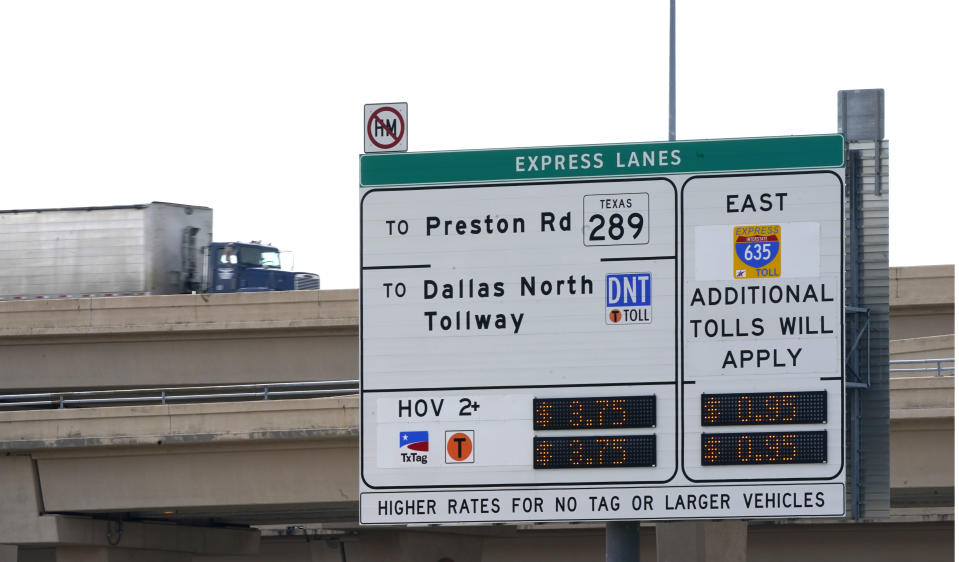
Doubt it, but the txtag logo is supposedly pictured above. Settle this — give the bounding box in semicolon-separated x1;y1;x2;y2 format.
399;431;428;465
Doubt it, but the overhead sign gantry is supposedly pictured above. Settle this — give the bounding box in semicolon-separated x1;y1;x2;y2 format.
359;135;845;524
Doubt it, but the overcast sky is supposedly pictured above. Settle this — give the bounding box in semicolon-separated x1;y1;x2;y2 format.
1;1;956;289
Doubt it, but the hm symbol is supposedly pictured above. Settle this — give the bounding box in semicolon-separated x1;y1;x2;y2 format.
374;118;397;138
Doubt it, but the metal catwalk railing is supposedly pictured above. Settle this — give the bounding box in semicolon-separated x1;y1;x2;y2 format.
0;380;359;410
890;358;954;378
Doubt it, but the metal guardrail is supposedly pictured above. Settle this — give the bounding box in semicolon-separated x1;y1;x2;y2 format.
0;359;952;410
890;358;954;377
0;380;359;410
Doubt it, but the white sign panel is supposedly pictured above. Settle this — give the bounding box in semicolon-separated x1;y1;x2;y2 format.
359;137;846;524
681;172;844;484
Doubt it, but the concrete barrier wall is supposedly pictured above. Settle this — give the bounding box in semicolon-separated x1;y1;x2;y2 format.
889;265;954;341
0;290;358;391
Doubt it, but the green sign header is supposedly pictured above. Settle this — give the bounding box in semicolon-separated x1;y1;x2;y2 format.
360;134;844;188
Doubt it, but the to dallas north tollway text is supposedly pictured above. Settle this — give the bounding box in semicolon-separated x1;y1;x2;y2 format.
417;275;593;334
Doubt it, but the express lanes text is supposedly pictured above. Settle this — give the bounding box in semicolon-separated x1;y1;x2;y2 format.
512;150;681;173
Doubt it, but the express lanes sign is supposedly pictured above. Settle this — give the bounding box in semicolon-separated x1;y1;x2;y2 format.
359;135;845;524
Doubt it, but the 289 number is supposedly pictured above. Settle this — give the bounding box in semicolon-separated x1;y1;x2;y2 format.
587;212;645;241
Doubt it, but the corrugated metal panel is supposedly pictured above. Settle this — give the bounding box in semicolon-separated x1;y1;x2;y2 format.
0;203;213;298
839;89;885;141
0;208;147;296
846;139;891;519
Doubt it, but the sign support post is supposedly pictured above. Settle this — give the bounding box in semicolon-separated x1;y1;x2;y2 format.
607;521;641;561
838;88;890;520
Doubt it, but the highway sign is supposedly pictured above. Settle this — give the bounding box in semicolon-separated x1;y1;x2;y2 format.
359;135;845;524
364;103;407;153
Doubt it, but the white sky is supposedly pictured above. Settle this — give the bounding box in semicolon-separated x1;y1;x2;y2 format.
1;0;956;289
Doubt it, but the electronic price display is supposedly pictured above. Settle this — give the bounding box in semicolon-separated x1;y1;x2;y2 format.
535;435;656;469
701;431;827;466
533;396;656;430
359;136;847;525
701;391;827;426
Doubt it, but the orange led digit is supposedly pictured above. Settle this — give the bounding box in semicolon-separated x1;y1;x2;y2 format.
737;395;753;424
783;394;798;421
611;399;627;426
611;438;627;465
570;400;583;427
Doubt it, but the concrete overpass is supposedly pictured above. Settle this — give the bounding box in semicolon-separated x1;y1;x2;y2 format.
0;267;953;561
0;289;358;392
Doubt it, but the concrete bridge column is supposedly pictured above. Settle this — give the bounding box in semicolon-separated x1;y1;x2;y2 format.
655;521;747;562
0;545;17;562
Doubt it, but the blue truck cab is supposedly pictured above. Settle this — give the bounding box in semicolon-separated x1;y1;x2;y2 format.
209;242;319;293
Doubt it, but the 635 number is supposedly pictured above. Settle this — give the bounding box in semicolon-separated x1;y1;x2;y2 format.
742;243;773;261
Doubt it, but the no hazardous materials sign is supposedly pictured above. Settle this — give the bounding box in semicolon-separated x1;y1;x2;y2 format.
358;135;846;525
365;102;407;153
